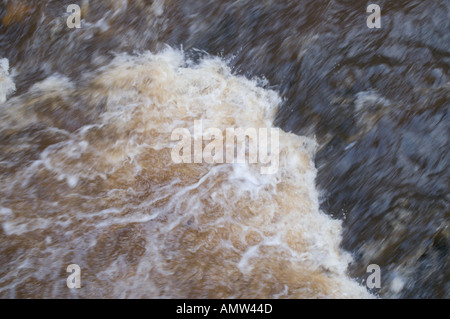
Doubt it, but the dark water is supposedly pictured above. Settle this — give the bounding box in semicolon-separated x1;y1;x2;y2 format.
0;0;448;298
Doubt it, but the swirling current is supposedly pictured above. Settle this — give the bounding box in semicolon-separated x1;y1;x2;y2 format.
0;0;448;298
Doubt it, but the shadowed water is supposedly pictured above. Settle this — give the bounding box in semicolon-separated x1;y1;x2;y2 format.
0;0;448;298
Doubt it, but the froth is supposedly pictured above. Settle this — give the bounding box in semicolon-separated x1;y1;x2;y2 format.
0;48;371;298
0;58;15;103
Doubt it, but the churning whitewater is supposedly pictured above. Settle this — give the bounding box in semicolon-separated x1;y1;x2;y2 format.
0;48;371;298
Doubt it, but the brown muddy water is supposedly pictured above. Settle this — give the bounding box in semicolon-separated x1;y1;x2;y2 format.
0;0;448;298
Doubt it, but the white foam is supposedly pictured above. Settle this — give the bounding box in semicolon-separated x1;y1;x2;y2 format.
390;276;405;295
0;48;372;298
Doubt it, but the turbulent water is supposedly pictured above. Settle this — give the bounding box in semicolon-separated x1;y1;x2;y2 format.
0;0;448;298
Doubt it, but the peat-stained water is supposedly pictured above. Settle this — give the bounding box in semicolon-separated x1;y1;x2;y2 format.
0;0;448;298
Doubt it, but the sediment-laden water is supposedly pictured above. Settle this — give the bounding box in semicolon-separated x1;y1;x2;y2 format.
0;0;448;298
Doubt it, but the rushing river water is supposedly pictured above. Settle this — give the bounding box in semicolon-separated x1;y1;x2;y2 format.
0;0;448;298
